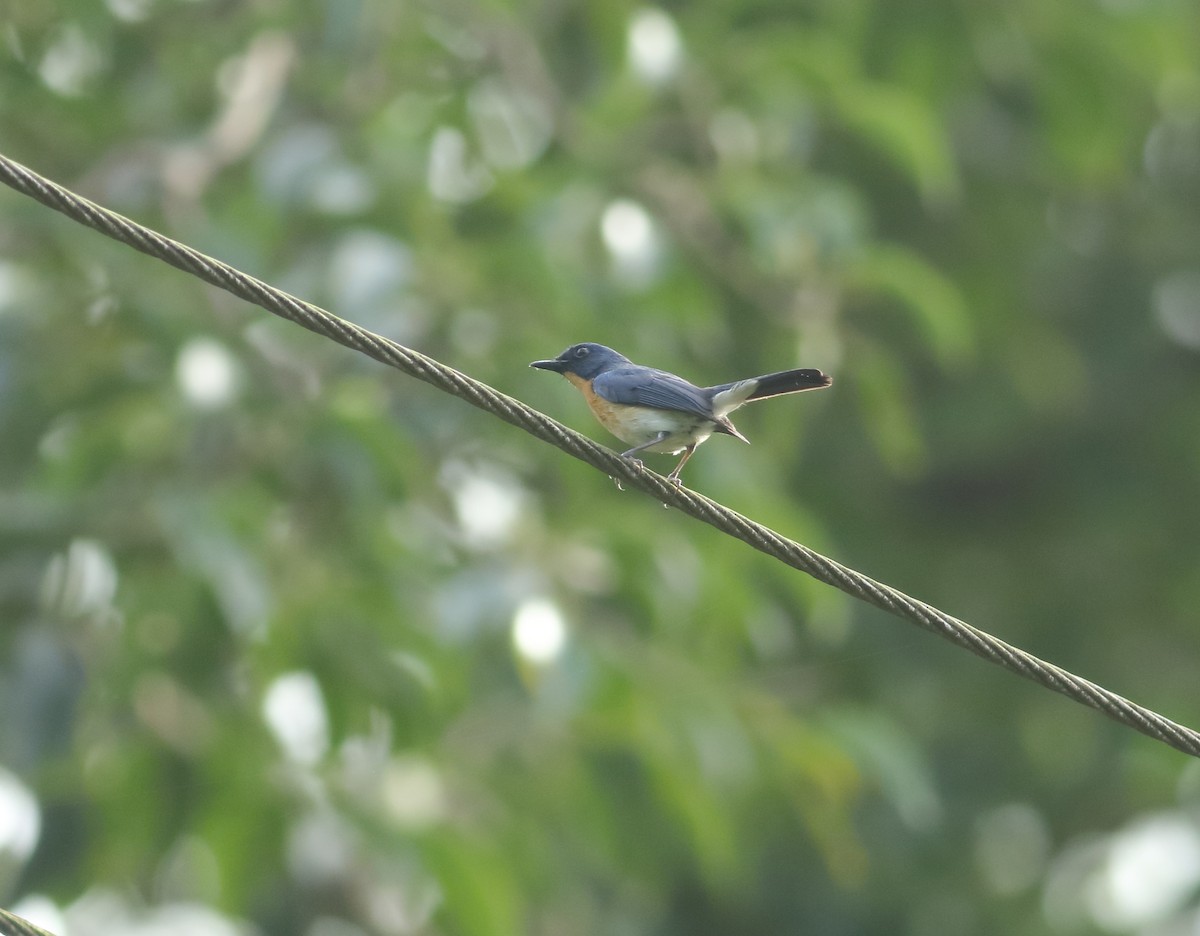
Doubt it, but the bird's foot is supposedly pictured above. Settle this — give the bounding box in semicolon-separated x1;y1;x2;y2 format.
609;456;645;491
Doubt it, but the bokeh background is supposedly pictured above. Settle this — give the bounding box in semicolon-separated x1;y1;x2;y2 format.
3;0;1200;934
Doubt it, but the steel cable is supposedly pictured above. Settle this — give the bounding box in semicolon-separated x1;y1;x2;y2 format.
2;150;1197;759
0;908;55;936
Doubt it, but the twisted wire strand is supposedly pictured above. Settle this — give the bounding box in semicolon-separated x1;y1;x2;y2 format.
2;151;1198;759
0;908;55;936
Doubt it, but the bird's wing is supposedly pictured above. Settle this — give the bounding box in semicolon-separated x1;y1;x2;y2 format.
592;367;715;420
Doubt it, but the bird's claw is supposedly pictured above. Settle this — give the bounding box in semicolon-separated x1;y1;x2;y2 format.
610;456;645;491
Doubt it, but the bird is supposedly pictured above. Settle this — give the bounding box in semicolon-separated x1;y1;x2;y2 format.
530;343;832;485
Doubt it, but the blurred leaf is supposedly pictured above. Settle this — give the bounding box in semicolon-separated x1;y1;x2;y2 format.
849;341;926;477
849;244;975;369
833;82;961;207
823;708;942;833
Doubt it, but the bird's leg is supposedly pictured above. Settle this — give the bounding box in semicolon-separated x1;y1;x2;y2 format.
665;445;696;486
619;432;671;466
608;432;672;490
609;432;676;489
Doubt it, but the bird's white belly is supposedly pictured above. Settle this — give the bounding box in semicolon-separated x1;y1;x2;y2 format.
608;406;713;454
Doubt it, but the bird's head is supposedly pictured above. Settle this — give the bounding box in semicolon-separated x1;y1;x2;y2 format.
530;343;630;381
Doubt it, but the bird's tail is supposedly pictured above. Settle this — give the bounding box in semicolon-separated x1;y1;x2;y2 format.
743;368;832;401
709;368;832;415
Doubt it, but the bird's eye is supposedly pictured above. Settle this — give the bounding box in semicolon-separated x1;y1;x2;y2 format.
574;346;589;358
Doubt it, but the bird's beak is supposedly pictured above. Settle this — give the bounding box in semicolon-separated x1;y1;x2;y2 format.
530;358;567;373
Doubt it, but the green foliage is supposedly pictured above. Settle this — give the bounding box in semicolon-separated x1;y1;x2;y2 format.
3;0;1200;934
